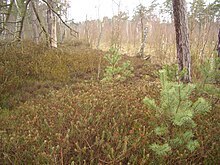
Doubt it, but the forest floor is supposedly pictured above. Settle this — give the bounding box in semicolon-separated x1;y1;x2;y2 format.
0;41;219;164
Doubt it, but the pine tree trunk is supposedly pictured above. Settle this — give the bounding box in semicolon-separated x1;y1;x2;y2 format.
47;0;57;48
172;0;192;82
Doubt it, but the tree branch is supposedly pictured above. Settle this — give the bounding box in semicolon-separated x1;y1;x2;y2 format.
17;0;32;40
31;0;50;45
0;0;14;35
0;4;12;8
41;0;78;37
0;21;22;24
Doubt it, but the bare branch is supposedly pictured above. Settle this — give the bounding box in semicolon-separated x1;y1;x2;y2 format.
0;0;14;35
17;0;32;40
0;21;22;24
31;0;50;45
0;12;11;15
14;0;22;16
0;4;11;8
40;0;78;37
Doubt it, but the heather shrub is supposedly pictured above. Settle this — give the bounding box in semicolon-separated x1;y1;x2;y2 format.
0;42;105;109
0;83;151;164
0;42;219;164
38;49;70;81
1;79;219;164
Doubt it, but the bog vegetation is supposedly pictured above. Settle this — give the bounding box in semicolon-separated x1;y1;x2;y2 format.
0;0;220;164
0;41;219;164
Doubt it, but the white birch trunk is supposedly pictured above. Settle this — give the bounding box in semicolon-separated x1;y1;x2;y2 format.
139;27;148;58
47;0;57;48
30;1;39;44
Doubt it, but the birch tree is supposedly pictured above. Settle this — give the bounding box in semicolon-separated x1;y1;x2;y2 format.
0;0;14;37
134;1;158;58
30;0;39;44
134;4;147;58
47;0;57;48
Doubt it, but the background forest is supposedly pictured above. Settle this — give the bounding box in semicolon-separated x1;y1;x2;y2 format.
1;0;219;62
0;0;220;164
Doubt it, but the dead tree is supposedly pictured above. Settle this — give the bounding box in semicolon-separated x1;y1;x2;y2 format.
172;0;192;82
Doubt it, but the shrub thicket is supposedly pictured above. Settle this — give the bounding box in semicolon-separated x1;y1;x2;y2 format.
1;73;219;164
0;42;105;109
0;42;219;164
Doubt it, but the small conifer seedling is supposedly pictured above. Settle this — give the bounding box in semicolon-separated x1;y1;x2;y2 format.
144;69;211;157
102;47;134;83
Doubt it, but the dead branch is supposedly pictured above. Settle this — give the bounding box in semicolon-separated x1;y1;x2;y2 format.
31;0;50;45
0;0;14;35
0;4;11;8
0;21;22;24
41;0;79;37
17;0;32;40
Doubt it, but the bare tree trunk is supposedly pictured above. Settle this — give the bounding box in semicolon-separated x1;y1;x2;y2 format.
96;20;103;49
15;0;31;41
96;4;103;49
172;0;192;82
14;0;21;39
139;27;148;58
31;1;49;46
140;17;144;45
133;22;138;48
30;1;39;44
47;0;57;48
60;21;65;44
218;28;220;58
111;0;121;48
85;15;90;45
0;0;14;36
60;0;68;44
126;20;129;47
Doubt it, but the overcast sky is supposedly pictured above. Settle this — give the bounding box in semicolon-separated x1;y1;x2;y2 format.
68;0;215;22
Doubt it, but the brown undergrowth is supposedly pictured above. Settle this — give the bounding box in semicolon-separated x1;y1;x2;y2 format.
0;41;219;164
